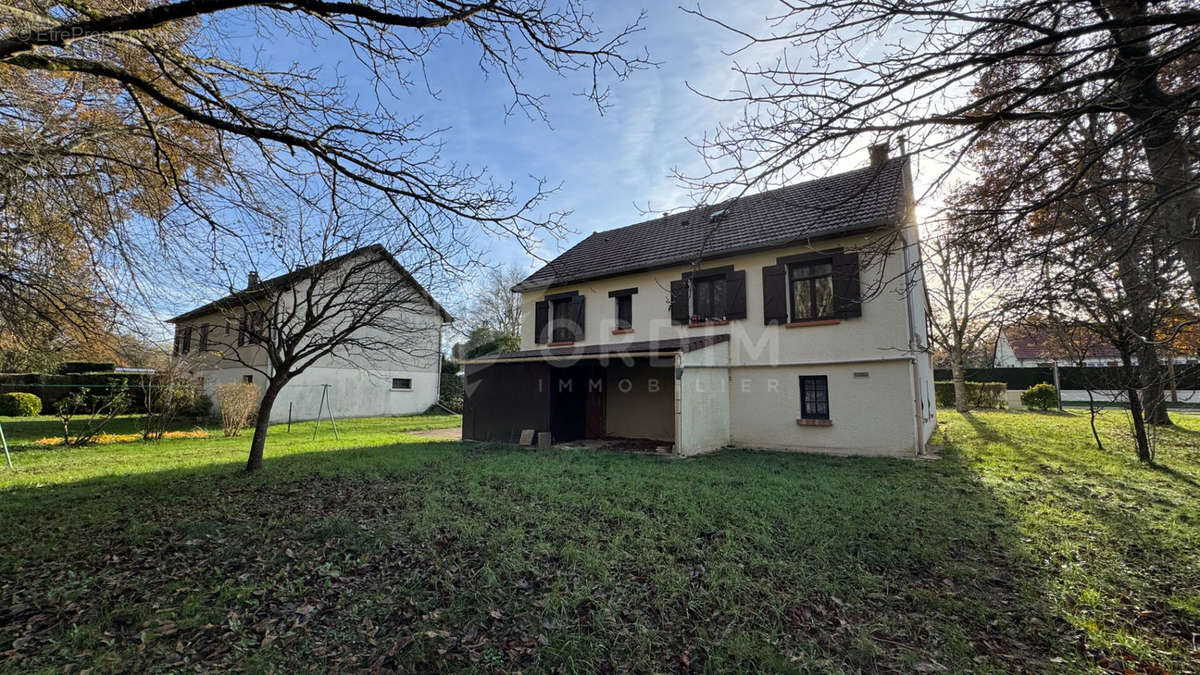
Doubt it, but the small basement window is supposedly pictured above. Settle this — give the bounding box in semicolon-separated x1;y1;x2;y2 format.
799;375;829;421
242;374;253;384
392;378;413;391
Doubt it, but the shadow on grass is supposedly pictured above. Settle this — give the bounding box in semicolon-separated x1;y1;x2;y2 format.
0;437;1075;672
945;411;1200;670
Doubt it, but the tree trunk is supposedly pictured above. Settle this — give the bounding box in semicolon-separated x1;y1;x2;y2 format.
949;347;970;412
1101;0;1200;302
1137;339;1172;426
1123;355;1154;463
245;381;283;472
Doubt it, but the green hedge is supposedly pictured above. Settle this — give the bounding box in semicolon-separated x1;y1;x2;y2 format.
0;373;155;413
0;392;42;416
934;381;1008;409
56;361;116;374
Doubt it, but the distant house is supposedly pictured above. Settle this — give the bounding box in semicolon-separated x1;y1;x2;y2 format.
167;245;453;423
463;146;937;457
992;323;1194;367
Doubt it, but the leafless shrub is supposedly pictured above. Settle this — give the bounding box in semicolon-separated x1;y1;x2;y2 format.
217;382;260;438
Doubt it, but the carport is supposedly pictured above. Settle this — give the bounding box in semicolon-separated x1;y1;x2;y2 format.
462;336;730;454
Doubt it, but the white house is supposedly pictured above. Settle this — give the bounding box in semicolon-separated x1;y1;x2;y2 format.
168;245;452;423
992;324;1194;367
463;147;937;457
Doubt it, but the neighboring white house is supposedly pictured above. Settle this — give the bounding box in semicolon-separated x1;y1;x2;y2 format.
168;245;452;423
992;324;1195;367
462;146;937;457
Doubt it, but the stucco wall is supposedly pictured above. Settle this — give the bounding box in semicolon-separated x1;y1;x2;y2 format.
604;363;674;441
727;361;918;456
197;365;439;423
676;365;731;456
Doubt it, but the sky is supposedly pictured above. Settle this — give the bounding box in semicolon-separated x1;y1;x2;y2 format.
155;1;916;330
323;1;792;276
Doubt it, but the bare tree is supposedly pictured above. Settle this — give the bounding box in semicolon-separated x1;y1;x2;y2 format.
1;0;649;337
467;265;525;338
174;234;452;471
924;235;1011;412
685;1;1200;299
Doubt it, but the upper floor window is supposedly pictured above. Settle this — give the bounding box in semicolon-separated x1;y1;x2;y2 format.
789;261;835;321
693;275;727;321
616;294;633;330
551;297;573;342
199;325;210;352
669;268;746;325
534;292;585;344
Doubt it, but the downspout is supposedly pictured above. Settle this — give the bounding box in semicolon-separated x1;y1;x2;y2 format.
900;226;925;456
436;321;444;411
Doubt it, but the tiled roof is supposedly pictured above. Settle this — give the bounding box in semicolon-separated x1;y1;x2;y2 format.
167;244;453;324
1003;324;1120;361
464;335;730;363
514;158;908;291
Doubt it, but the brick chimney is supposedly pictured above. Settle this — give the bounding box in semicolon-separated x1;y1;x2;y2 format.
869;142;889;169
247;271;260;289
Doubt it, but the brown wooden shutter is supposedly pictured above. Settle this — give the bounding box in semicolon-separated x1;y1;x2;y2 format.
762;265;788;324
173;329;182;356
725;269;747;320
199;324;210;351
533;300;548;344
669;280;689;324
569;294;586;341
832;252;862;318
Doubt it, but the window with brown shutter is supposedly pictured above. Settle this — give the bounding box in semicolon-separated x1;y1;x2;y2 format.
767;249;862;323
534;300;549;344
181;326;193;354
540;291;584;343
199;324;210;351
678;266;745;324
789;261;835;321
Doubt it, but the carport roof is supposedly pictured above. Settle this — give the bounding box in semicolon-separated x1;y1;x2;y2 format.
463;335;729;364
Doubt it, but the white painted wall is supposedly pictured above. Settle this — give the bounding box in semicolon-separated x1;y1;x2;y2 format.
676;361;731;456
727;361;918;456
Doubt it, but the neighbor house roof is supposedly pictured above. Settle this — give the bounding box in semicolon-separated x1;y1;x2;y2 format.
513;158;909;292
167;244;453;324
463;335;730;364
1000;324;1120;361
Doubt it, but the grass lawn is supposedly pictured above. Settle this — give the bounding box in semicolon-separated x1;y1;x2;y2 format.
1;410;1197;672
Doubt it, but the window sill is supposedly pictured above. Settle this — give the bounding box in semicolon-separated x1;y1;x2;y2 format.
786;319;840;328
391;389;413;393
611;329;635;335
547;341;576;347
796;418;832;427
688;319;730;328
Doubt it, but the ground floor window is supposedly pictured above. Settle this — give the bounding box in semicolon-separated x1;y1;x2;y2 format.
392;377;413;391
242;374;253;384
799;375;829;420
